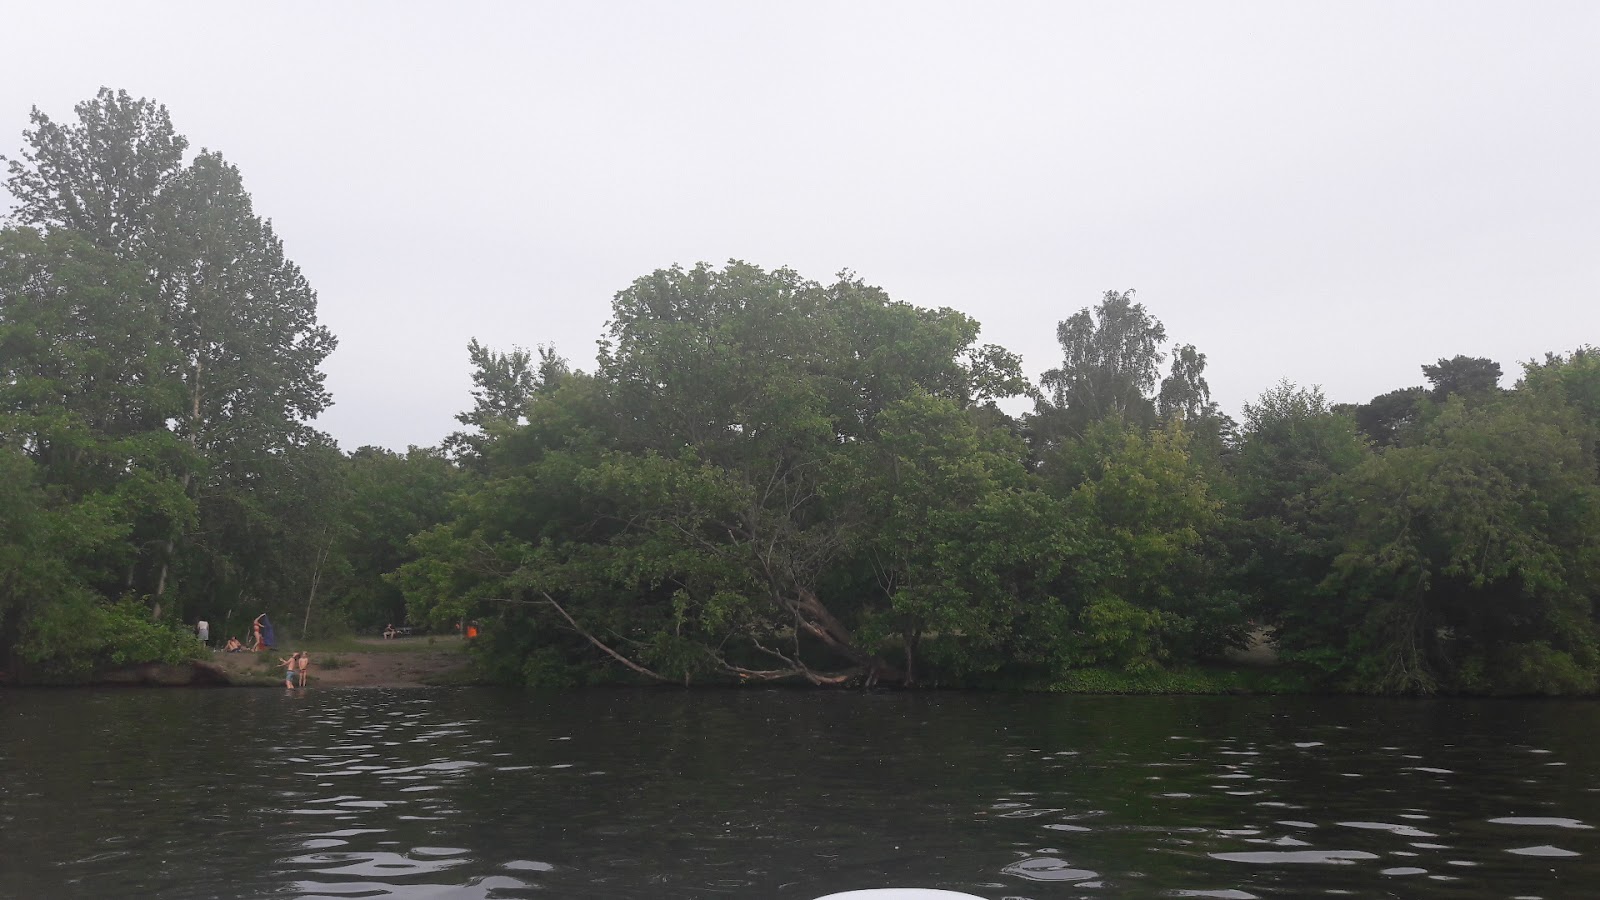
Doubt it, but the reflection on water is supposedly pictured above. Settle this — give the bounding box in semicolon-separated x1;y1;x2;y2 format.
3;689;1600;898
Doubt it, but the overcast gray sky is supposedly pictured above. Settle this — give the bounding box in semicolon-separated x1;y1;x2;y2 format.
4;1;1596;451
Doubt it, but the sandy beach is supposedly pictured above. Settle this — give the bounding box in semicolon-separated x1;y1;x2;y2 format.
208;636;473;687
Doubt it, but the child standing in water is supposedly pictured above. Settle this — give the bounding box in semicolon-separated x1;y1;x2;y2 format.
297;652;310;688
281;651;302;688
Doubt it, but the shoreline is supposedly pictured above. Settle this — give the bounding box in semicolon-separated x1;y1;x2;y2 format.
205;635;476;688
13;633;1589;696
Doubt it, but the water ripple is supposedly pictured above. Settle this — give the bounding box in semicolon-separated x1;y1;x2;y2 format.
282;850;468;877
1507;845;1581;857
9;690;1600;899
1001;857;1099;882
1490;817;1592;829
1211;850;1380;864
1337;821;1437;838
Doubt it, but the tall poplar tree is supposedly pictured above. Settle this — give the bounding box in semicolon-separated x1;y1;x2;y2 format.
4;89;337;620
3;88;187;250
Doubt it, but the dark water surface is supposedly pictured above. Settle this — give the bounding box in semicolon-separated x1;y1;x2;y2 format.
3;689;1599;899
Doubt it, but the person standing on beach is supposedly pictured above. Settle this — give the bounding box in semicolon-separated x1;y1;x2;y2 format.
296;652;311;688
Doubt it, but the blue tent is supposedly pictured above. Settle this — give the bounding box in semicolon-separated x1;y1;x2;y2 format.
260;615;277;649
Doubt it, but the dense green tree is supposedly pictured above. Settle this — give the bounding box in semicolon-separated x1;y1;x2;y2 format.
1043;421;1241;669
1518;346;1600;464
332;446;463;629
0;223;201;680
0;478;201;677
1233;381;1367;518
0;227;193;616
855;391;1071;682
1316;395;1600;694
1351;385;1426;448
139;151;337;614
185;435;347;642
1157;344;1213;423
5;91;337;623
400;277;1600;695
0;446;123;675
0;228;179;445
401;262;1029;685
1422;354;1502;402
1227;381;1369;672
1035;290;1167;443
1156;343;1237;471
1344;357;1502;449
146;152;336;449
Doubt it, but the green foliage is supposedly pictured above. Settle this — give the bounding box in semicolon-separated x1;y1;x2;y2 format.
1226;382;1368;670
0;227;194;606
1157;344;1216;424
1235;381;1368;516
2;88;339;659
856;390;1066;680
1313;395;1600;694
1519;346;1600;467
96;600;204;666
17;598;201;682
331;446;463;629
394;273;1600;696
443;340;569;465
1072;598;1170;672
517;647;586;689
1352;386;1427;448
1044;421;1242;669
8;95;1599;697
0;426;151;672
400;262;1035;685
1046;665;1314;695
3;88;188;248
1423;355;1502;403
1038;289;1168;437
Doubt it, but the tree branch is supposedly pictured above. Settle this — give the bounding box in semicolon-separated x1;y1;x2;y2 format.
531;592;674;683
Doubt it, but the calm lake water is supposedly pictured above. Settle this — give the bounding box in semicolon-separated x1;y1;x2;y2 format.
2;688;1598;899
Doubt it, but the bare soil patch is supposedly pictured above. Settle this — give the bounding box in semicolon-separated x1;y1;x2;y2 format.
209;636;473;687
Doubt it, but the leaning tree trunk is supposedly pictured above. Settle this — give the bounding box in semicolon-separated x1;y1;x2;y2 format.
787;588;902;682
301;529;333;641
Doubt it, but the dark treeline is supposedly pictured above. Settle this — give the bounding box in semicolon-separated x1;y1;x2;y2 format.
3;91;1598;693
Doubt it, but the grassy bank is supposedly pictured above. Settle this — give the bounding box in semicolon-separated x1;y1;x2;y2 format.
1041;664;1317;695
293;634;469;655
